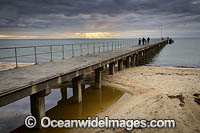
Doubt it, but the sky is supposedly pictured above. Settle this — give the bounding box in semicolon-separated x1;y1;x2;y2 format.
0;0;200;39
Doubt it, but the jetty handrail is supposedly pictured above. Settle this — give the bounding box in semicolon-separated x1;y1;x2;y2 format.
0;39;135;67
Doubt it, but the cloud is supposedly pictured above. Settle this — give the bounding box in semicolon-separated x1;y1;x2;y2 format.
72;32;120;38
0;0;200;38
0;32;120;39
0;35;39;39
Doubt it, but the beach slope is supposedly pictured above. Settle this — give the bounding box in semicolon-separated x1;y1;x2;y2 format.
75;66;200;133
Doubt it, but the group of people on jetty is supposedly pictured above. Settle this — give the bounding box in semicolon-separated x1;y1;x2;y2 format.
138;37;150;45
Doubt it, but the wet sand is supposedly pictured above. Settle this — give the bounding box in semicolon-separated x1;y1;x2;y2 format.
0;62;32;71
1;63;200;133
74;66;200;133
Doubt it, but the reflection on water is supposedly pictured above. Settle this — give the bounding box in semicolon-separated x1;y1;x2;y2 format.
0;84;126;133
38;85;124;133
48;85;124;119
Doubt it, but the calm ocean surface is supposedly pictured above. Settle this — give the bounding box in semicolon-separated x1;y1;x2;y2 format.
0;38;200;68
0;38;199;132
0;39;137;63
147;38;200;68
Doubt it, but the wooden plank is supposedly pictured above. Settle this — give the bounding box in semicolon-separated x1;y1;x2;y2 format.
0;40;168;107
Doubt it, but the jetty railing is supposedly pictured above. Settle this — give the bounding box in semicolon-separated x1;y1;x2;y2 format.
0;40;135;67
0;39;160;68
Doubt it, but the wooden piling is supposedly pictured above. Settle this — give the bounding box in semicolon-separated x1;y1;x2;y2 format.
143;50;146;64
30;89;50;128
60;87;67;99
136;53;140;66
118;59;123;71
72;76;82;102
109;62;115;75
0;40;169;130
95;67;103;89
131;54;136;67
139;51;143;65
125;56;130;68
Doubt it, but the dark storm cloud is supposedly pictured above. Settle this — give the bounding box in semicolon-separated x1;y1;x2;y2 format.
1;0;200;16
0;0;200;37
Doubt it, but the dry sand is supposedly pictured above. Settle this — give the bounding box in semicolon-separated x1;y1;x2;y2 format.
73;66;200;133
1;63;200;133
0;62;32;71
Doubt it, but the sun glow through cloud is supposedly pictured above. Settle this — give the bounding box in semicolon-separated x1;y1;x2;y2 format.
0;32;120;39
74;32;120;39
0;35;39;39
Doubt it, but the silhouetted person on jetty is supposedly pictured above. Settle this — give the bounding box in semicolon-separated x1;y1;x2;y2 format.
138;38;141;45
169;38;173;44
147;37;150;44
142;37;146;45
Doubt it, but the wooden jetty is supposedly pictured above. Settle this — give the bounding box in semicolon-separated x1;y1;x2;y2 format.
0;40;168;128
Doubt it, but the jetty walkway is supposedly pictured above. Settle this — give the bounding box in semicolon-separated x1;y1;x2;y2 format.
0;40;168;128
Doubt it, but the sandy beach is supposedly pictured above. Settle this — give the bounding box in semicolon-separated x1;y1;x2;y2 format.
73;66;200;133
0;62;32;71
1;63;200;133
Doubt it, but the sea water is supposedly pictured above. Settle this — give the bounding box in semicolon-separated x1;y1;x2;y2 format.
0;38;199;68
147;38;200;68
0;39;138;63
0;38;199;132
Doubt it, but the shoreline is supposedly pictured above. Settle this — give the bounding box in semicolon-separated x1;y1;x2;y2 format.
1;63;200;132
1;61;200;72
0;62;33;71
73;66;200;133
145;64;200;69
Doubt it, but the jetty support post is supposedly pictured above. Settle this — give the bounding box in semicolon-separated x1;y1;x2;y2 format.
148;47;153;59
131;54;136;67
81;82;85;90
109;62;115;75
139;51;143;65
118;59;123;71
95;67;104;89
60;86;67;100
143;50;146;64
135;53;140;66
30;88;51;128
72;76;83;103
135;54;138;66
145;48;150;60
125;56;130;68
81;74;87;91
141;50;145;64
152;46;156;54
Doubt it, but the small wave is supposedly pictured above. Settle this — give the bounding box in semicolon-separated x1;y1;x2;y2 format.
0;61;34;65
145;64;200;69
